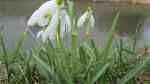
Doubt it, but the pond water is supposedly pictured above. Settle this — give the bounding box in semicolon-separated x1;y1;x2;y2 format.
1;0;150;50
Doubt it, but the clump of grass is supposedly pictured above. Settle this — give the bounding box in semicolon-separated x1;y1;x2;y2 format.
0;12;150;84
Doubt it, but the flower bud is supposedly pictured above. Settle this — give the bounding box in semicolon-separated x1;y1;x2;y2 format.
56;0;63;6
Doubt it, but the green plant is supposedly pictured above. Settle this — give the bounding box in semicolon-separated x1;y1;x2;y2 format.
0;0;150;84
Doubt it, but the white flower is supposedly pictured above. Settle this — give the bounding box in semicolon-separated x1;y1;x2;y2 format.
36;30;44;39
77;10;95;29
37;17;49;27
77;11;89;28
90;15;95;29
60;10;71;38
37;11;59;42
37;10;71;42
28;0;71;42
27;0;57;27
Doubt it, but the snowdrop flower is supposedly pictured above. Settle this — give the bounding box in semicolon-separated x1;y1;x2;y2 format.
60;10;71;38
36;30;44;39
36;10;71;42
77;12;89;28
28;0;72;42
37;17;49;27
27;0;62;27
77;8;95;29
90;15;95;29
37;11;59;42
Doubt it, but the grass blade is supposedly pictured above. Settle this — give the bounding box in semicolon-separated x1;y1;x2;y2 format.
0;31;9;82
99;11;120;62
91;63;110;84
118;56;150;84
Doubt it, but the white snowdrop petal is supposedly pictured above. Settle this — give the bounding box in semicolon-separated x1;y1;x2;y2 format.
38;17;49;27
27;9;41;26
27;0;57;27
42;32;48;42
36;30;44;39
38;0;57;16
77;11;89;28
90;15;95;28
60;21;66;38
43;12;59;42
60;10;71;38
65;14;71;32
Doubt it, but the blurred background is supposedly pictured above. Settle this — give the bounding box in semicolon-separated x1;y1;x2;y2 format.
1;0;150;50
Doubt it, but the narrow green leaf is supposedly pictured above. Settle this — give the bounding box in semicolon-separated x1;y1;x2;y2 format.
0;31;9;81
91;63;110;84
12;31;27;62
118;56;150;84
100;12;120;61
32;54;54;75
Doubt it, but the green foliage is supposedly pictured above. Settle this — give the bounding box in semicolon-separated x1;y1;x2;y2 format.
0;12;149;84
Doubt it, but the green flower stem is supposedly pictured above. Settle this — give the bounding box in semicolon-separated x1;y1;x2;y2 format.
85;21;92;42
85;32;92;46
56;31;61;48
56;19;61;48
67;0;77;48
71;17;78;48
86;32;91;41
71;32;77;48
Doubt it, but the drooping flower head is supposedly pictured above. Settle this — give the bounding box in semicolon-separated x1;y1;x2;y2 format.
27;0;58;27
77;7;95;37
27;0;71;42
77;7;95;29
